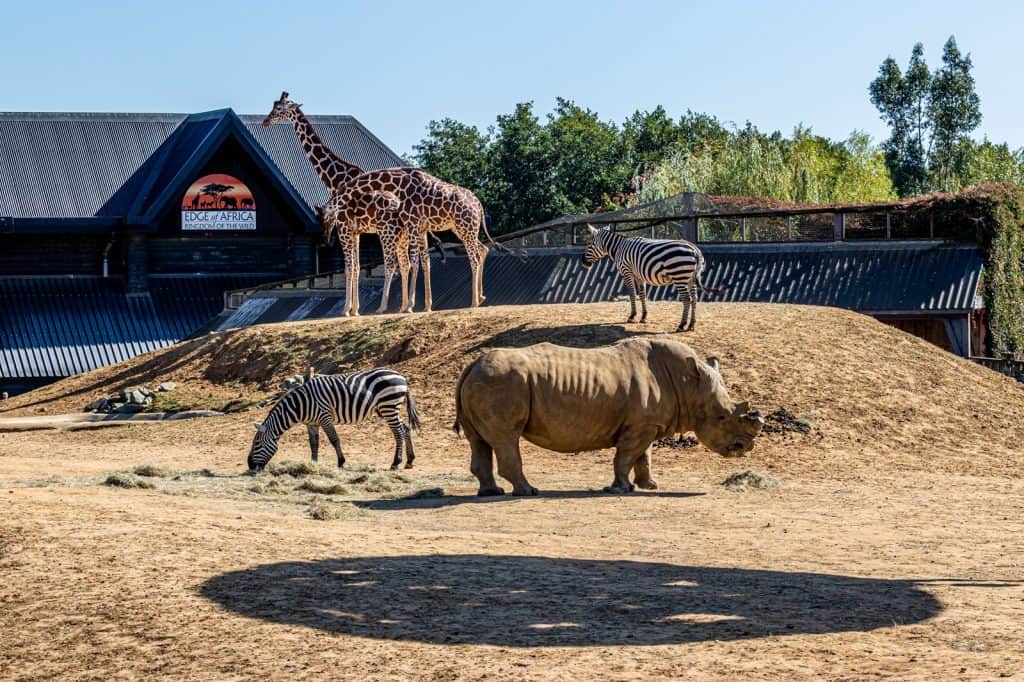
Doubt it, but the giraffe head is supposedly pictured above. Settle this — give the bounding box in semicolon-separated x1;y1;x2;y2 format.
262;91;302;127
318;191;401;243
581;224;611;269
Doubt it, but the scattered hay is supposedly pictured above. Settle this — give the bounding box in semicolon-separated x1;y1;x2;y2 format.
248;478;293;495
132;463;175;478
268;460;342;478
297;479;349;495
722;469;780;492
307;500;355;521
347;471;410;493
104;472;155;490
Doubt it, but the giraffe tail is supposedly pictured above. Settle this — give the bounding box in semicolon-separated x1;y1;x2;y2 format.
480;214;526;260
428;232;448;263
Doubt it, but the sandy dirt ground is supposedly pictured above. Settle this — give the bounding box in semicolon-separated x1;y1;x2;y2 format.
2;302;1023;681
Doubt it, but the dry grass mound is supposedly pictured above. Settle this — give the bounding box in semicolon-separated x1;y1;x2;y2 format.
4;302;1024;479
104;472;155;490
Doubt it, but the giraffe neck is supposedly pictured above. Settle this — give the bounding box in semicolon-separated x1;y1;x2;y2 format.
287;109;365;192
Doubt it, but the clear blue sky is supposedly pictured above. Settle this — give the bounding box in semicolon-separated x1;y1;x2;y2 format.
1;0;1020;157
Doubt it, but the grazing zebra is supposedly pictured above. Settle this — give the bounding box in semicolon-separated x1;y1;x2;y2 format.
247;368;421;473
580;224;719;332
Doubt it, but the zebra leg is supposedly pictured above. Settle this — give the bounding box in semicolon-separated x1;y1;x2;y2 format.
403;427;416;469
320;419;345;468
624;275;638;322
688;283;698;331
306;424;320;463
378;406;406;470
677;284;692;332
638;282;649;323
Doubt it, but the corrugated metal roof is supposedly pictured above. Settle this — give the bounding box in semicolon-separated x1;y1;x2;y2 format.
219;242;983;330
0;275;272;378
0;111;405;219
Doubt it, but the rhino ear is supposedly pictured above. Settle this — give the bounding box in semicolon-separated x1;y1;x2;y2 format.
253;422;267;433
734;400;750;414
707;356;720;372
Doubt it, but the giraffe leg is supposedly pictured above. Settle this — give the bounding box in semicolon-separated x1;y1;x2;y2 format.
468;245;483;308
406;237;420;313
421;234;433;312
397;238;412;314
376;250;398;314
338;234;355;317
350;233;361;316
476;242;489;304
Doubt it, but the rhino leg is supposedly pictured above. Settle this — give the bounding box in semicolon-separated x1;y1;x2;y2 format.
495;441;538;496
605;428;658;493
632;445;659;490
469;437;504;496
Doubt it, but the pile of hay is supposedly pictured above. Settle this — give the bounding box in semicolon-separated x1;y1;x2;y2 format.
722;469;781;492
104;472;155;490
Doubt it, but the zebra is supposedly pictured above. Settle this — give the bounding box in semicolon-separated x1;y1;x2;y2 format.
580;224;720;332
247;368;421;473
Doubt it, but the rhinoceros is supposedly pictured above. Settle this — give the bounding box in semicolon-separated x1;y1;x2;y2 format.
453;337;764;496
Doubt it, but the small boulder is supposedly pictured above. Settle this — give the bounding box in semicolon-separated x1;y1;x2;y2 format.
115;403;145;414
157;382;176;392
84;397;109;412
139;387;155;398
282;375;305;390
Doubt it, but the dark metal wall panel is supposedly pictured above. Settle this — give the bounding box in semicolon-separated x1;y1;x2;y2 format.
0;275;273;379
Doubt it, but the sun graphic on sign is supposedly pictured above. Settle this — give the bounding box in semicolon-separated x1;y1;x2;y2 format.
182;173;256;211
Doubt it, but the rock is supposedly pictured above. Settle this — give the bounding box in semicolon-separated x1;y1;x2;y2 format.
282;375;305;390
128;389;148;405
157;382;176;392
139;387;155;398
114;403;145;414
84;398;109;412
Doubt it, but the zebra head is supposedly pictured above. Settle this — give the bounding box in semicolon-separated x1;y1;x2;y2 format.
580;224;610;269
247;422;279;473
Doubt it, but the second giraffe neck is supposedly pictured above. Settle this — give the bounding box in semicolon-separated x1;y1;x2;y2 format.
289;109;365;191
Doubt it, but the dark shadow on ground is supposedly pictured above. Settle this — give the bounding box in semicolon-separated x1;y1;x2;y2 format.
472;322;670;352
200;554;942;647
353;490;705;511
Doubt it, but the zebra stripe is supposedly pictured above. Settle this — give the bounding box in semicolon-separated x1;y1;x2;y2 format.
248;368;421;472
581;226;715;331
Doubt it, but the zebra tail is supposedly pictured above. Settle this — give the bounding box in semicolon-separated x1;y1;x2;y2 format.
694;256;724;296
405;390;422;431
428;232;448;264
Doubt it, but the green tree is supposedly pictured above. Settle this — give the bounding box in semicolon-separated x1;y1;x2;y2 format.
869;43;931;195
486;102;560;234
546;98;630;215
411;118;490;199
929;37;983;189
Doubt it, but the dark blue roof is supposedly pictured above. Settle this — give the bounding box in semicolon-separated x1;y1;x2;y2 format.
0;275;272;378
0;110;405;220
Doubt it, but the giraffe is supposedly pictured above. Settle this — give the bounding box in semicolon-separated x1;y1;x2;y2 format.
265;92;508;314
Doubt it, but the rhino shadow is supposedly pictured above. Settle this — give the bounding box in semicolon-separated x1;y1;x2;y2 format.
352;489;705;511
200;554;941;647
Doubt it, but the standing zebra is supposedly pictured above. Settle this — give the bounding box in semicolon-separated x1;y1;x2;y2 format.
580;224;719;332
247;368;421;473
